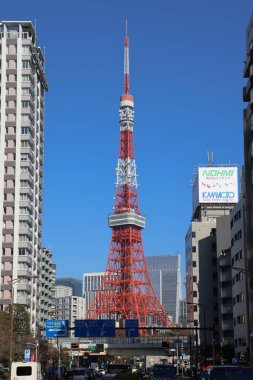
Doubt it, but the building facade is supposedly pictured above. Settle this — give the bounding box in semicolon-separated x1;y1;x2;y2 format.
54;295;85;337
54;285;73;298
0;21;48;333
216;216;234;347
40;248;56;328
146;254;181;324
231;199;249;356
179;299;187;326
243;13;253;362
186;165;238;348
55;278;82;297
83;272;104;316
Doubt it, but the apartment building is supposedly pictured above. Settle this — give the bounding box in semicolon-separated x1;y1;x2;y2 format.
40;248;56;328
0;21;48;333
54;295;85;337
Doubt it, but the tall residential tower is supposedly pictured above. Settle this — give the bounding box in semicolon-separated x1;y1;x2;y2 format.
0;21;48;333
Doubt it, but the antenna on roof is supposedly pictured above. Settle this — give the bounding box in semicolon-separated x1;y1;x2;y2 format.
207;151;214;166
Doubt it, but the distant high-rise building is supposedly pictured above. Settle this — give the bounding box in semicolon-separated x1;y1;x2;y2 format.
83;272;104;316
54;285;73;298
40;248;56;328
146;254;181;324
55;278;82;297
179;299;187;327
0;21;48;333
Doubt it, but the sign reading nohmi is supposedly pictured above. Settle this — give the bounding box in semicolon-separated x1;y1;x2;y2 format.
75;320;116;337
192;166;239;210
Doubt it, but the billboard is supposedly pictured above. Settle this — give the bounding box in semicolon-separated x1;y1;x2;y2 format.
197;166;238;204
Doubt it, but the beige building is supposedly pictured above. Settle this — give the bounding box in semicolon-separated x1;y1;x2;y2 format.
0;21;48;333
54;295;85;337
186;165;238;351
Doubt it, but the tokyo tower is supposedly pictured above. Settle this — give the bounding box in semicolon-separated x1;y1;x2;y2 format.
86;24;174;329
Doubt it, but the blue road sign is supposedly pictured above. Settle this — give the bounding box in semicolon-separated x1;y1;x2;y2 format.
125;319;139;337
75;319;116;337
24;349;30;362
45;320;69;338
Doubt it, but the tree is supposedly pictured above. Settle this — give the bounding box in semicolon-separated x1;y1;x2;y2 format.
2;304;32;362
0;310;11;366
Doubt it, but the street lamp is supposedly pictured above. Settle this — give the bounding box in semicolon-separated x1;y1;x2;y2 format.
8;275;39;367
48;308;70;380
187;302;208;359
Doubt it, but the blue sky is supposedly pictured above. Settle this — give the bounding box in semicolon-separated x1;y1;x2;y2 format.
2;0;252;286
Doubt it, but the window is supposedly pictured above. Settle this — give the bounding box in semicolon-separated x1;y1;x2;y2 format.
21;114;29;121
19;234;30;242
19;248;30;256
193;290;197;297
192;231;196;238
21;140;29;148
21;100;29;108
20;207;29;215
22;88;30;95
22;45;30;55
192;261;196;267
20;180;29;188
22;60;30;69
22;74;30;82
21;127;29;134
20;193;29;200
192;246;196;253
20;154;29;161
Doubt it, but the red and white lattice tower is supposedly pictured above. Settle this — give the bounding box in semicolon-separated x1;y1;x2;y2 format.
86;24;174;328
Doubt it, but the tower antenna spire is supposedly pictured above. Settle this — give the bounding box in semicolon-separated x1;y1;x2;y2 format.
124;19;130;95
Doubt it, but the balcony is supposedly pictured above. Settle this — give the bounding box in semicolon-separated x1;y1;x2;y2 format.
221;287;232;299
243;49;253;78
18;254;32;265
220;255;231;267
220;271;231;282
221;304;233;314
17;268;32;277
222;320;233;331
243;76;253;102
17;282;31;292
17;296;31;307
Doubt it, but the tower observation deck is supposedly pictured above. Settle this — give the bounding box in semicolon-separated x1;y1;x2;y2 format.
86;24;174;329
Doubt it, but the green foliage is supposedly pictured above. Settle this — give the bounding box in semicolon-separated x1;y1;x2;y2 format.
0;304;32;363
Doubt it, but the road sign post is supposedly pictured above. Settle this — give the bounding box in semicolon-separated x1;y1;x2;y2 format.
45;320;69;338
125;319;139;337
75;320;116;337
24;349;30;362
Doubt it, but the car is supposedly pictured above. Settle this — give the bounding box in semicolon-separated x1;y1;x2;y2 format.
152;364;176;380
205;365;253;380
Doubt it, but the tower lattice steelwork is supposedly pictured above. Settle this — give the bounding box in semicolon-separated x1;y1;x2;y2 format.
86;25;174;328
